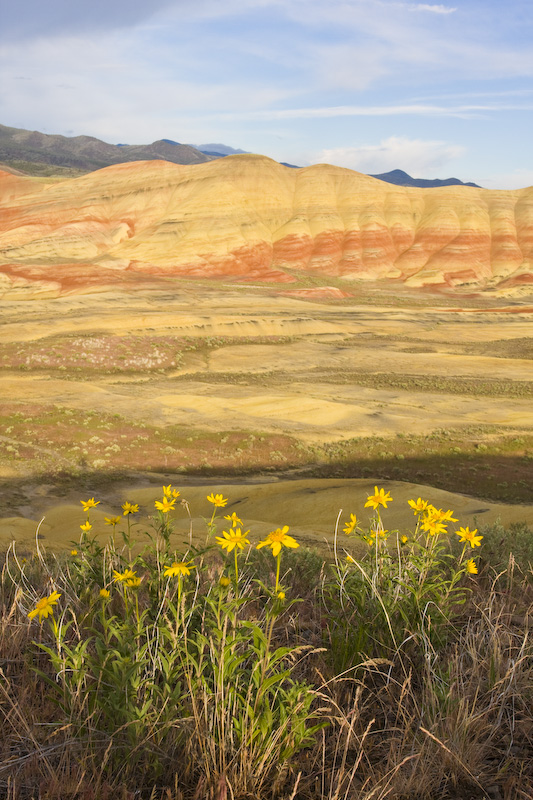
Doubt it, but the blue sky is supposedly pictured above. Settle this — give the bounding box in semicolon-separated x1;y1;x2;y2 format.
1;0;532;188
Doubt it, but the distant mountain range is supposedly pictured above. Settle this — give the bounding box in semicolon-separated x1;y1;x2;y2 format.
192;143;249;158
0;123;215;175
0;123;480;187
369;168;480;189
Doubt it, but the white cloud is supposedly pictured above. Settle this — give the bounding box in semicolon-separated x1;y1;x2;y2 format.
315;137;465;176
408;4;457;14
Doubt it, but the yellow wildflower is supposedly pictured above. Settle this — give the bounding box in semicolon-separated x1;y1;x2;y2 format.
125;576;142;588
70;549;78;556
80;521;92;532
163;485;181;499
224;512;243;527
421;518;448;536
343;513;357;535
256;526;299;557
80;498;100;512
99;588;110;598
456;526;483;548
431;508;458;523
346;554;356;564
155;497;176;513
207;493;228;508
277;591;286;601
219;576;231;587
28;591;61;623
408;498;428;515
365;486;393;511
122;502;139;515
466;559;478;574
164;560;194;577
400;535;408;545
113;568;137;583
105;516;121;527
215;528;250;553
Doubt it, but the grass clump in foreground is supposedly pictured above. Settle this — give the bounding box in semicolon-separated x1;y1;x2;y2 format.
1;487;532;799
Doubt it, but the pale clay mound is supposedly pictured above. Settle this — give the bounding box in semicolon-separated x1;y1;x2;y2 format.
2;478;532;553
1;155;533;297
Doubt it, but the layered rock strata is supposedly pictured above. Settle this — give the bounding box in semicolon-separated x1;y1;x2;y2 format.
1;155;532;297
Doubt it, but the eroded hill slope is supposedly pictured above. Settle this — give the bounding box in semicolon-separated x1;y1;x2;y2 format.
1;155;532;297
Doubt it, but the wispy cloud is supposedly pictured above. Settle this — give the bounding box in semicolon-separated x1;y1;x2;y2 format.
214;102;533;121
407;4;457;14
316;137;465;176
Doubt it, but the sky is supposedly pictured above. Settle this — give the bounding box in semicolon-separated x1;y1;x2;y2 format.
1;0;532;189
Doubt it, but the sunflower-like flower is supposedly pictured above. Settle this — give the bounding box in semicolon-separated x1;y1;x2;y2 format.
456;526;483;548
421;518;448;537
80;521;92;532
207;493;228;508
365;486;393;511
125;576;142;588
113;568;137;583
105;516;121;527
343;513;357;535
80;498;100;512
163;485;180;498
28;591;61;623
256;526;299;557
408;497;428;515
99;588;110;598
155;497;176;513
465;558;478;574
224;512;243;528
164;560;195;577
215;528;250;553
430;508;458;523
122;502;139;515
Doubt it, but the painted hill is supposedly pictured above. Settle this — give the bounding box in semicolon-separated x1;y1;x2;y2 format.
0;154;532;298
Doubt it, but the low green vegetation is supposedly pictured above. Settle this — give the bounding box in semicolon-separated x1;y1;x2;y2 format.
313;427;533;503
0;334;295;377
1;402;532;504
2;486;532;799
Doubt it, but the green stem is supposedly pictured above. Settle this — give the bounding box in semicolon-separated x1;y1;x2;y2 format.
135;593;141;628
234;547;239;588
275;553;281;593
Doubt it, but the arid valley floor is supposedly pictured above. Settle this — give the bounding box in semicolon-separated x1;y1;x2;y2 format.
1;282;532;552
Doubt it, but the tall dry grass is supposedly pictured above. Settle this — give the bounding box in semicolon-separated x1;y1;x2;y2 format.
0;488;531;799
